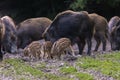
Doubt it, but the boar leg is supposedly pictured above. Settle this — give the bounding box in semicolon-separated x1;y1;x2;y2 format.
77;37;85;55
86;37;92;56
94;37;101;51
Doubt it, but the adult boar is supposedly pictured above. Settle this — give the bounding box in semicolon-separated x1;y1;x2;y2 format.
43;10;94;55
110;20;120;50
89;13;108;51
0;19;5;60
108;16;120;33
108;16;120;50
17;17;52;49
0;16;17;60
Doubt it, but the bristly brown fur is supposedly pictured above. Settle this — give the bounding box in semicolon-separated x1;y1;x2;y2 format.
89;13;108;51
0;19;5;41
40;41;52;59
51;38;75;59
23;40;53;60
23;41;42;60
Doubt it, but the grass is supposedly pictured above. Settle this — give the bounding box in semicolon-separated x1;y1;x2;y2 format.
33;62;46;69
19;77;30;80
75;72;94;80
77;52;120;79
60;66;77;74
1;52;120;80
60;66;94;80
77;57;102;69
2;59;44;78
45;74;74;80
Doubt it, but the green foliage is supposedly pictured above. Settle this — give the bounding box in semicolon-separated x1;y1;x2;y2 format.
69;0;102;10
70;0;120;10
107;0;120;7
70;0;88;10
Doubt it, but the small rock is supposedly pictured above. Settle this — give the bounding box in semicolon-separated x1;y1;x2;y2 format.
59;62;64;67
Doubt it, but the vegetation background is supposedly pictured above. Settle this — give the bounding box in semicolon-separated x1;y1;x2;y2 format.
0;0;120;24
